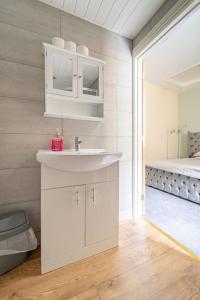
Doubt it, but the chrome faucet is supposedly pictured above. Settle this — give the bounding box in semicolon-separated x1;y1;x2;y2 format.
75;137;82;152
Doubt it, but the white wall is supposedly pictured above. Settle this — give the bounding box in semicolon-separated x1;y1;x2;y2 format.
144;81;178;161
179;85;200;157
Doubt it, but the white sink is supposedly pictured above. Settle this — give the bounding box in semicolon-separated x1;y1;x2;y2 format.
36;149;122;172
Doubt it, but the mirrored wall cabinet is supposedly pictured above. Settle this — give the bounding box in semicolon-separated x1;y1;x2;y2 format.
43;43;105;121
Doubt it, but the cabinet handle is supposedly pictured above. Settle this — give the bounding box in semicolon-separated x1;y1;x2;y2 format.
76;190;79;206
78;75;82;79
91;188;95;203
73;74;77;77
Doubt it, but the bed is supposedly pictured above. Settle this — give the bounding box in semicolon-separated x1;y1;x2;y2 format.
145;132;200;204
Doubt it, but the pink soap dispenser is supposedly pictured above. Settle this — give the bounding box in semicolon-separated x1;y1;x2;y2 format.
51;129;64;151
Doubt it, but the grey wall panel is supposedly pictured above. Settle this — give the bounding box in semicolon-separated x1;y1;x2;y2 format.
0;134;53;169
0;0;133;233
0;0;60;37
0;22;51;68
0;97;61;134
0;60;44;100
0;168;40;205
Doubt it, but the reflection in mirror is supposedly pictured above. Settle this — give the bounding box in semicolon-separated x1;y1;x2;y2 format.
53;54;73;91
82;64;99;96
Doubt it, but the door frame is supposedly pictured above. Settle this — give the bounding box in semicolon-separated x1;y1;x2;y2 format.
132;0;200;218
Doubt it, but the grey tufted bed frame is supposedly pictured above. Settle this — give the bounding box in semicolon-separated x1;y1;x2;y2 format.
145;132;200;204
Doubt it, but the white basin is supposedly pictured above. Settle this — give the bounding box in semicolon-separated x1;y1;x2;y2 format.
36;149;122;172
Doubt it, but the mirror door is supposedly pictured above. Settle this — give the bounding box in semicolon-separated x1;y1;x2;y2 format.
78;57;103;102
46;48;77;97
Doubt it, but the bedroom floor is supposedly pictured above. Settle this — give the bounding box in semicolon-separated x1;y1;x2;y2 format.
145;186;200;257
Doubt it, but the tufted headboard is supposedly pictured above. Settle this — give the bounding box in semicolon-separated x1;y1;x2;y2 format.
188;131;200;157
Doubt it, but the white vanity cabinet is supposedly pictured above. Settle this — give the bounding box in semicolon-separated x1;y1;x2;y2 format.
44;43;105;121
41;180;118;273
41;185;85;272
86;181;118;246
39;161;119;273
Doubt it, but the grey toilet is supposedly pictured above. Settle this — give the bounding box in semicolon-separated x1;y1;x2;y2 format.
0;211;37;275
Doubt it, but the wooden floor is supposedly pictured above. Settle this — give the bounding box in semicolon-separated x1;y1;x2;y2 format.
1;220;200;300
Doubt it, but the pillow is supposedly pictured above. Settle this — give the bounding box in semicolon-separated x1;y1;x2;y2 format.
193;151;200;158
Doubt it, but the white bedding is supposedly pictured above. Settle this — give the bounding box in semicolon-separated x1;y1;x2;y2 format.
146;158;200;179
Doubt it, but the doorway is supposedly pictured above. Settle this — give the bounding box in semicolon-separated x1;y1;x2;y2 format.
133;1;200;257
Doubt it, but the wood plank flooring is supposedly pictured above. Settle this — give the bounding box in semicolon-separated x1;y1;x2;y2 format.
1;219;200;300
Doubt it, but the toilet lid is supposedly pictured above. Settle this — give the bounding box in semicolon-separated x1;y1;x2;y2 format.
0;211;29;233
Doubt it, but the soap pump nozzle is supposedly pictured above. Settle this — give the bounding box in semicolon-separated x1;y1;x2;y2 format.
56;128;61;138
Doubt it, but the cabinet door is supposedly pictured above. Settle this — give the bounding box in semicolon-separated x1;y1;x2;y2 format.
78;57;104;102
41;185;85;273
86;181;118;246
46;47;77;97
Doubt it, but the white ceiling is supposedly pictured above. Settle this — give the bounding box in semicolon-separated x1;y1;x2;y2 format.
39;0;166;39
169;64;200;88
142;5;200;91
